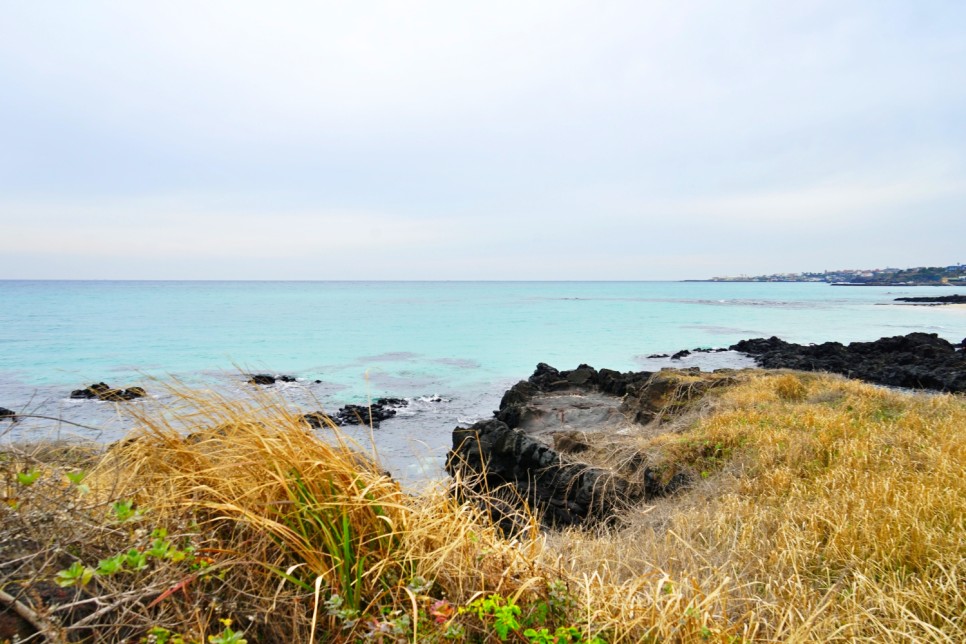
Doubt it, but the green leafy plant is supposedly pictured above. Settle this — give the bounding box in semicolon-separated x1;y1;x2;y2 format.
17;469;41;486
208;619;246;644
96;553;125;576
142;626;186;644
113;499;143;522
324;593;360;627
523;625;607;643
147;532;174;559
125;548;149;572
362;611;412;639
524;627;557;644
65;469;87;485
466;594;522;640
56;561;95;587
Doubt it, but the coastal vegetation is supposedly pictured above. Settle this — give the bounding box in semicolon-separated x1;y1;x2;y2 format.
1;371;964;642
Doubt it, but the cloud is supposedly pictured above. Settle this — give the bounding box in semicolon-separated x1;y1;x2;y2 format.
0;1;964;278
663;177;966;225
1;199;455;260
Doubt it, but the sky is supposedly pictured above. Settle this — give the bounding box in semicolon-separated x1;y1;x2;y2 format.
1;1;964;280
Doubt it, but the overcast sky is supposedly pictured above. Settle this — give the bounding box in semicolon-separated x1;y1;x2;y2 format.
1;1;964;279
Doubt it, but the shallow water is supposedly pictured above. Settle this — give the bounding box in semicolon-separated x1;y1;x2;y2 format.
1;280;962;485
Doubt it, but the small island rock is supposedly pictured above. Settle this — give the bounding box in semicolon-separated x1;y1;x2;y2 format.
70;383;147;402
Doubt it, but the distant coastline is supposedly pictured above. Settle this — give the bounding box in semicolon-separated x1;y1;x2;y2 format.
697;263;966;286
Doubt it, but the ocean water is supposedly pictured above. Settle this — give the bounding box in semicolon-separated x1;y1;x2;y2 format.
1;280;963;485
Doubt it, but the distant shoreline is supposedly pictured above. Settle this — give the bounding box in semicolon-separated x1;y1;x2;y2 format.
683;279;965;287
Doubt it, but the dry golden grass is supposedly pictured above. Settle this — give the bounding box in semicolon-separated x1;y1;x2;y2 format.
547;372;966;642
1;371;963;642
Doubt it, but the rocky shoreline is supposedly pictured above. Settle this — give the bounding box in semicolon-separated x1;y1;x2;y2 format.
894;294;966;305
448;332;965;530
447;363;734;529
730;332;965;393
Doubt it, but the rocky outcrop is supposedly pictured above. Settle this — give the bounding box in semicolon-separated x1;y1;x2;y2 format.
246;374;297;385
334;398;408;427
298;411;333;429
620;368;738;424
334;404;394;427
894;294;966;305
648;347;728;361
70;383;147;402
495;363;650;429
300;398;409;429
449;364;702;529
450;333;965;529
731;332;966;393
448;419;644;530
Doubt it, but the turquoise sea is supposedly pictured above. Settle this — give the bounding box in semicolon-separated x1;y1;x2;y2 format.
1;281;963;485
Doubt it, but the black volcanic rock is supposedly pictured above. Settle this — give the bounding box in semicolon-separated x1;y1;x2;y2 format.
597;367;649;396
374;397;407;407
447;419;653;530
300;398;409;430
333;398;408;428
496;363;650;429
299;411;333;429
895;294;966;305
621;368;738;424
246;374;297;385
730;336;790;354
335;404;393;427
450;334;965;530
731;332;965;393
70;383;147;401
449;363;705;530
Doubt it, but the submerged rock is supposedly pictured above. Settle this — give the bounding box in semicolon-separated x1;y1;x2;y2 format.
334;398;408;428
70;382;147;401
336;404;393;428
246;374;296;385
374;397;408;407
300;398;409;429
894;294;966;305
